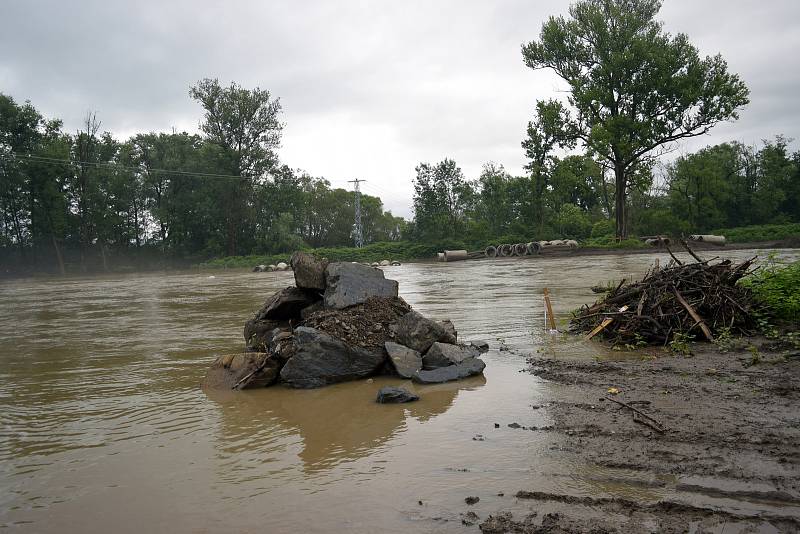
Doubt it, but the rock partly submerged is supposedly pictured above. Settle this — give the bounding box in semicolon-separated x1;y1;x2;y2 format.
202;253;486;392
375;386;419;404
412;358;486;384
280;327;385;388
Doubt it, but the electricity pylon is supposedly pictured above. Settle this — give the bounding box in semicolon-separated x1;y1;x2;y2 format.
348;179;365;248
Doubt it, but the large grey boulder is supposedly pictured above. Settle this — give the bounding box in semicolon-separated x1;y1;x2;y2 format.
323;262;399;309
255;287;318;321
384;341;422;378
411;358;486;384
376;386;419;403
280;327;385;388
422;342;480;369
395;311;456;353
291;251;328;290
201;352;281;390
440;319;457;342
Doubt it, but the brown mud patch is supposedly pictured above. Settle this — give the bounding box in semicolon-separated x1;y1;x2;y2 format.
477;338;800;533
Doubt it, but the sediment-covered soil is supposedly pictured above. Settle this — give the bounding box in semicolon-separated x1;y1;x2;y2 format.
480;338;800;533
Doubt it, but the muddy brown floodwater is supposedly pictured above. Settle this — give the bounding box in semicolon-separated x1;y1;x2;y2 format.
1;248;798;533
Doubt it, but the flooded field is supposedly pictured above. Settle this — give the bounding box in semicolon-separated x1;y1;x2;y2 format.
1;249;797;532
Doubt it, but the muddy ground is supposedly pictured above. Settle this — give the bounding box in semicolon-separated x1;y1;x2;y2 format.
476;338;800;533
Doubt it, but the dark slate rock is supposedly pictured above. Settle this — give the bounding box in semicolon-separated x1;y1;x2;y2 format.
395;311;454;353
375;386;419;403
201;352;281;390
291;251;328;291
255;287;319;321
384;341;422;378
422;342;479;369
280;327;385;388
440;319;458;342
411;358;486;384
323;262;399;309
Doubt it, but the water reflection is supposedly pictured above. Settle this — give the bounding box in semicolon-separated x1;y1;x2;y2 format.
204;375;486;473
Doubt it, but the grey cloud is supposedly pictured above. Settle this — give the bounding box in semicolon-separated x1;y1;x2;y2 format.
2;0;798;218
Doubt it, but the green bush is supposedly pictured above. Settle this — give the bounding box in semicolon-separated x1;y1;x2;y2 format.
581;235;646;249
741;259;800;324
591;219;615;238
555;204;592;239
710;223;800;243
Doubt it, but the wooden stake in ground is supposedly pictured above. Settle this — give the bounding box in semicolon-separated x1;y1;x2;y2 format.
543;288;557;332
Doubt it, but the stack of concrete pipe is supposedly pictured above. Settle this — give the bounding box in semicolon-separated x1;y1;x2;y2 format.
484;241;547;258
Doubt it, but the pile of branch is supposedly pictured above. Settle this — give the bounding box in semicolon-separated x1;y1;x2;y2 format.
570;243;760;345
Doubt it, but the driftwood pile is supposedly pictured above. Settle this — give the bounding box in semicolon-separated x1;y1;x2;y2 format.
571;243;760;345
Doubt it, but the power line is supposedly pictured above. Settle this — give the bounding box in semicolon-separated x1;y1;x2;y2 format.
0;152;251;181
348;178;365;248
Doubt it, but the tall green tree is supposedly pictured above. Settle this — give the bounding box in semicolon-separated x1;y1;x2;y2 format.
189;78;283;255
412;159;473;241
522;0;749;238
521;100;572;229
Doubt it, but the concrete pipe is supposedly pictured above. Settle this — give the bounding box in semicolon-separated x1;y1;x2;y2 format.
498;244;513;256
690;234;726;245
436;252;445;262
513;243;528;256
444;249;469;262
526;242;541;254
485;245;497;258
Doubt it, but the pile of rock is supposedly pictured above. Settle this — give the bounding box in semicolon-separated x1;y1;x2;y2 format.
203;251;487;391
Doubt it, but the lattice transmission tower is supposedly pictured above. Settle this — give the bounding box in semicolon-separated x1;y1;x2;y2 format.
348;179;365;248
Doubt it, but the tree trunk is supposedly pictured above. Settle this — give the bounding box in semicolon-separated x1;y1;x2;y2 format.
614;163;627;239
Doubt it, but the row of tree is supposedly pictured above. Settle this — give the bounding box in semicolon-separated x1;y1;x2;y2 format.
3;0;798;275
0;84;402;274
410;136;800;244
412;0;799;244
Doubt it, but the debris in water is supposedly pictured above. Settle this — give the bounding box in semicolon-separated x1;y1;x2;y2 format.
570;241;759;346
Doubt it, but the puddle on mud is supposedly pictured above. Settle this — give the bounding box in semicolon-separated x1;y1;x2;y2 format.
1;248;797;532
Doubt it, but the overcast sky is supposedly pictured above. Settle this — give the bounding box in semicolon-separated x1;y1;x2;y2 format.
2;0;798;217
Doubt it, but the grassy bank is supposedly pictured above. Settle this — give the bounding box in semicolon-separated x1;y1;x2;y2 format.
199;223;800;269
198;241;449;269
710;223;800;243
